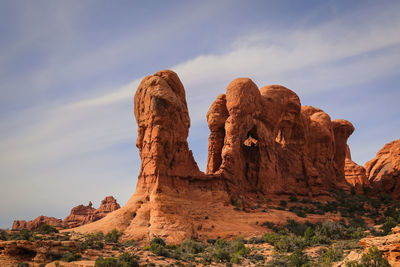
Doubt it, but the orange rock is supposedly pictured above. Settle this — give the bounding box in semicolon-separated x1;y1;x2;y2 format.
71;70;362;244
365;139;400;198
64;196;120;228
344;145;368;188
12;216;63;231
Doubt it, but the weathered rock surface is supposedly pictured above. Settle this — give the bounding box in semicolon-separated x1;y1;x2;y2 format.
365;139;400;198
344;145;368;188
64;196;120;228
0;239;78;264
71;70;360;243
12;196;120;230
337;226;400;266
12;216;63;231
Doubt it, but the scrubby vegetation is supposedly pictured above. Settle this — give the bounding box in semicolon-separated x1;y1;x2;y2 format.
95;252;139;267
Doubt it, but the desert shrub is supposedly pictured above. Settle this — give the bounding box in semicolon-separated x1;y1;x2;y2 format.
319;245;344;266
286;219;310;236
289;195;299;202
85;232;104;249
275;235;307;252
266;254;289;266
145;237;169;257
19;229;32;240
0;229;8;240
262;221;276;229
179;239;205;254
105;229;123;243
248;236;264;244
17;263;29;267
280;200;287;208
95;257;118;267
208;238;249;263
95;252;139;267
39;224;58;234
287;249;310;267
150;236;166;246
61;251;82;262
263;232;281;245
381;217;397;235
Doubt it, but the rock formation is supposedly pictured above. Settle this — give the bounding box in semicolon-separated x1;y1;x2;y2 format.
0;239;78;264
344;145;368;188
338;226;400;266
64;196;120;228
365;139;400;198
12;216;63;231
71;70;362;243
12;196;120;230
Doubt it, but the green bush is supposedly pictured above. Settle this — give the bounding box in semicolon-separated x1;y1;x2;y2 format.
179;239;205;254
19;229;32;240
105;229;123;243
287;250;310;267
61;251;82;262
0;229;8;240
95;252;139;267
150;237;166;246
280;200;287;208
84;232;104;249
381;217;397;235
39;224;58;234
319;246;344;266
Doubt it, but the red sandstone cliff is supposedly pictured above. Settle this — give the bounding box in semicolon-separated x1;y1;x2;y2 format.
365;139;400;198
71;70;366;243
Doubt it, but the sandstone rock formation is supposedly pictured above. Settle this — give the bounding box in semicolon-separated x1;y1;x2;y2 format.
12;196;120;230
12;216;63;231
344;145;368;188
365;139;400;198
337;225;400;266
64;196;120;228
71;70;360;243
0;239;78;264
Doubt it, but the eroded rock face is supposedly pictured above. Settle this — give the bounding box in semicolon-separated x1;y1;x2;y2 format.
365;139;400;198
207;82;354;197
12;216;63;231
64;196;120;228
344;145;368;189
71;70;363;244
0;239;78;264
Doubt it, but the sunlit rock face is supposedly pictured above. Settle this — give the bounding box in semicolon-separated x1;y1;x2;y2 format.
365;139;400;198
72;70;398;244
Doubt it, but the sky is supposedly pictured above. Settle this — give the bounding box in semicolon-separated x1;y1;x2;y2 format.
0;0;399;229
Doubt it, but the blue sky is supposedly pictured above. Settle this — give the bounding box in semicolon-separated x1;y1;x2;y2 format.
1;0;400;228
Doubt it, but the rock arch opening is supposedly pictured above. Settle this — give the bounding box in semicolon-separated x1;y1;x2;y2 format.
242;126;261;188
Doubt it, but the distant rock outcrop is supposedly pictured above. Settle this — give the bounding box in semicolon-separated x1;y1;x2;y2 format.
12;196;120;230
64;196;120;228
12;216;63;231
